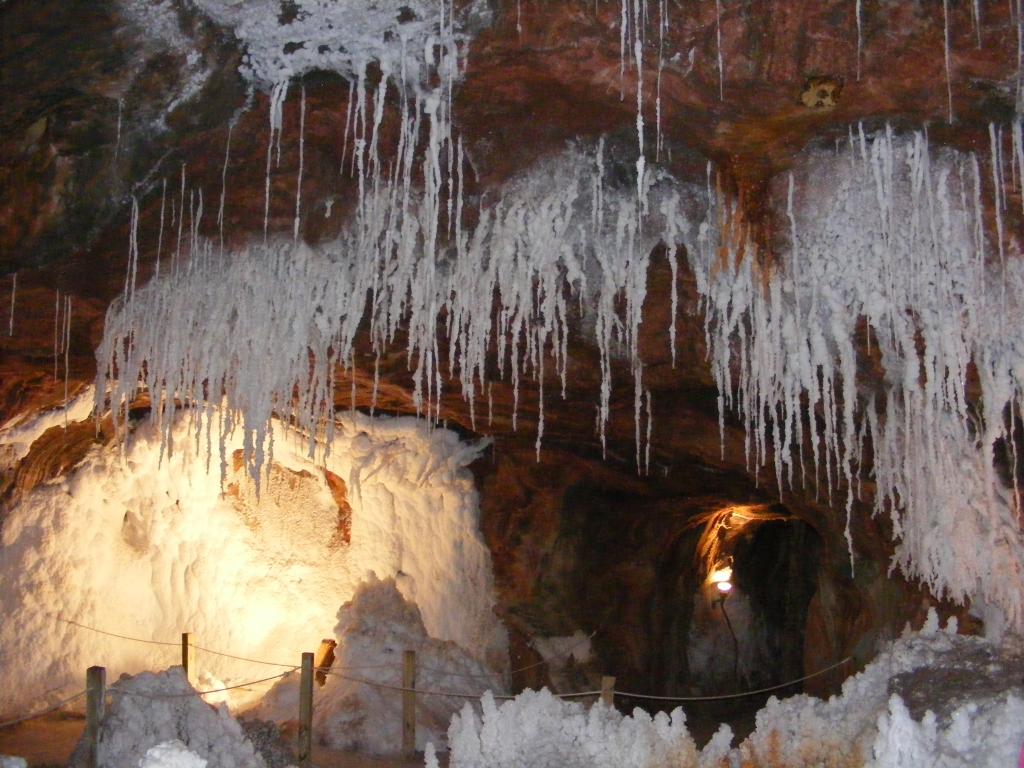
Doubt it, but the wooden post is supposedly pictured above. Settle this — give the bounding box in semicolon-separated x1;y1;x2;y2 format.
298;651;314;768
600;675;615;707
402;649;416;757
181;632;196;688
85;665;106;768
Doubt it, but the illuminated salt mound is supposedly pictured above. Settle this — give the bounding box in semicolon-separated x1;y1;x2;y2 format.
0;412;506;717
251;575;503;754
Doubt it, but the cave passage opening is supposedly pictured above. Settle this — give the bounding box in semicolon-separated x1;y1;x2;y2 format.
522;476;823;740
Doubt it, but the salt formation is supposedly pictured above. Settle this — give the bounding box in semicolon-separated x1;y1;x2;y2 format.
691;127;1024;630
7;272;15;336
96;143;689;481
138;741;208;768
251;576;503;755
445;688;713;768
67;668;265;768
447;612;1024;768
0;412;506;717
738;612;1024;768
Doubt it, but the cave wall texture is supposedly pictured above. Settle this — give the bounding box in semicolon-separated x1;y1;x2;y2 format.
2;0;1023;700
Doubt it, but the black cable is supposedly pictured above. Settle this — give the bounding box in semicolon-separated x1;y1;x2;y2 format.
718;596;740;687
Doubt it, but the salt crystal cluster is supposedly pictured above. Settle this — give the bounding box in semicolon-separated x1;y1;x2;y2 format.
67;668;265;768
691;127;1024;629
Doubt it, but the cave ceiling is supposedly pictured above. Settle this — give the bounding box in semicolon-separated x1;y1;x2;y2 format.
1;0;1022;646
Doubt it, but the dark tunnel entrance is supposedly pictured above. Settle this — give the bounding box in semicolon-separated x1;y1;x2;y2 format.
683;508;822;696
528;480;824;727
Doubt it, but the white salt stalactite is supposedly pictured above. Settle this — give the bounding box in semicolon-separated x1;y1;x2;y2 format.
294;85;306;242
114;97;123;162
715;0;724;100
125;197;139;314
97;136;677;489
1018;0;1024;110
341;78;355;174
53;289;60;381
174;164;186;278
655;0;665;161
696;127;1024;628
264;80;289;242
644;388;653;475
1015;121;1024;216
990;123;1006;266
156;178;166;278
63;296;71;429
7;272;15;337
856;0;863;80
944;0;954;123
218;123;233;256
619;0;628;99
633;0;647;214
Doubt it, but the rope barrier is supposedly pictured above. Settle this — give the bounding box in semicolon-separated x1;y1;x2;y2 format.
415;628;598;680
0;689;87;730
319;668;605;703
613;656;854;703
325;670;513;700
52;616;179;648
50;615;395;673
33;615;855;707
191;645;316;670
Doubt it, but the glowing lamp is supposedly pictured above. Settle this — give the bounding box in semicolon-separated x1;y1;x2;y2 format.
709;566;732;584
716;580;733;594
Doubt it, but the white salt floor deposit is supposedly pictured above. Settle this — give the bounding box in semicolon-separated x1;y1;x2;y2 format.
66;669;265;768
0;410;507;746
138;741;209;768
447;611;1024;768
